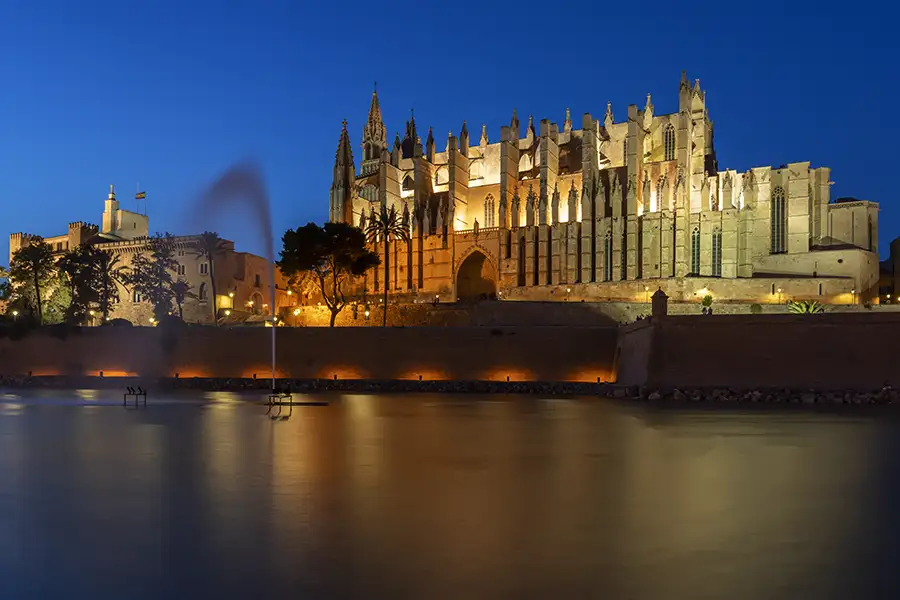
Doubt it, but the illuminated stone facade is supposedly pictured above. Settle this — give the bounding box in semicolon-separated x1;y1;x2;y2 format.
8;186;290;325
331;72;880;305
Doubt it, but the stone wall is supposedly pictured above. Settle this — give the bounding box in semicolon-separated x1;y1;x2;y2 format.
0;325;618;383
617;312;900;390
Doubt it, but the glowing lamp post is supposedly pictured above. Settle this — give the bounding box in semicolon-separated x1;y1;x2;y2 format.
11;310;18;321
566;287;571;301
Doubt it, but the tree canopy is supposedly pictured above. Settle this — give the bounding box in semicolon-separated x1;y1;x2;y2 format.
278;222;379;326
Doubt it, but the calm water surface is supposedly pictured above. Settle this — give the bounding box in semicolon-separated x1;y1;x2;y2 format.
1;390;899;599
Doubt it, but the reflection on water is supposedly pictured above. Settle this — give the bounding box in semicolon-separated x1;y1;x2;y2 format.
0;393;899;599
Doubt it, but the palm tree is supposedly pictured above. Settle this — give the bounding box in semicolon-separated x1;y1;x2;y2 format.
365;204;410;326
172;280;197;321
192;232;229;325
8;238;54;324
95;250;126;322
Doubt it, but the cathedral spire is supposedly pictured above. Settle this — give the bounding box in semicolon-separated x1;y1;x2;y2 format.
425;127;435;162
604;101;614;128
333;119;355;177
564;108;572;133
330;120;356;223
510;108;520;142
361;85;387;174
480;123;489;146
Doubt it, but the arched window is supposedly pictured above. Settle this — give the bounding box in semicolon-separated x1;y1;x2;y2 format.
663;124;676;161
133;289;142;303
712;229;722;277
604;232;613;282
199;282;208;301
484;194;495;228
469;161;483;180
402;175;414;191
770;187;786;254
690;228;701;275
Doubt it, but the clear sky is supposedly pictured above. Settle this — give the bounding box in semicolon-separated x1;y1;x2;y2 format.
0;0;896;262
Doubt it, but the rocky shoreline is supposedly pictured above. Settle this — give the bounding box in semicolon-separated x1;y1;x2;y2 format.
0;375;898;405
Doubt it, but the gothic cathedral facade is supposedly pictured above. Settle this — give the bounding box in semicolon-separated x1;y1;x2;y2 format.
329;72;879;305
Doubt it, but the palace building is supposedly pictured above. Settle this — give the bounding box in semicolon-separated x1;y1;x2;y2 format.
331;72;879;305
8;186;291;325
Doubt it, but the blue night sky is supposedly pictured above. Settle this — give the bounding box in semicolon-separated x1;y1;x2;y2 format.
0;0;896;262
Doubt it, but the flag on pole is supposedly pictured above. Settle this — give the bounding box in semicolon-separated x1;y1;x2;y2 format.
135;191;146;199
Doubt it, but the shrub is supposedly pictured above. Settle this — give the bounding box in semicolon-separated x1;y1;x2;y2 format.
749;303;763;315
787;300;825;314
104;318;133;327
701;294;713;308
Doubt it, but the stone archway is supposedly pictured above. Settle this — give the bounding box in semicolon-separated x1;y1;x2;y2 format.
456;250;497;301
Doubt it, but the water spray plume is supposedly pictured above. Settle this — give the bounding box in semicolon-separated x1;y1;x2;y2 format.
194;163;277;390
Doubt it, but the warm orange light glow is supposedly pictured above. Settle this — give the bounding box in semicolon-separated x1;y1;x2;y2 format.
481;368;535;382
28;369;62;377
567;368;614;383
240;366;291;379
397;369;447;381
85;370;137;377
315;365;369;380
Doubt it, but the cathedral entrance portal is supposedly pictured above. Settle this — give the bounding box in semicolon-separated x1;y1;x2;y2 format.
456;250;497;301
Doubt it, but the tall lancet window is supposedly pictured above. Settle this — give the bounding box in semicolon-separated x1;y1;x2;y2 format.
656;176;668;213
770;187;786;254
484;194;495;228
604;232;613;282
690;228;701;275
712;229;722;277
664;124;676;161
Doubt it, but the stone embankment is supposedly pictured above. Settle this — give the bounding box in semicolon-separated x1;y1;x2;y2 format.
1;375;899;406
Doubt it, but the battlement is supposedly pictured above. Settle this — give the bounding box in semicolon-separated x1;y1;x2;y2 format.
68;221;98;230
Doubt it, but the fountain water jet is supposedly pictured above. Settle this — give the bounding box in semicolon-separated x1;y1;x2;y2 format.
191;163;278;390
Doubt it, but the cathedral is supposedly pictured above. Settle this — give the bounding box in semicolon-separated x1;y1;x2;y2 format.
330;72;879;305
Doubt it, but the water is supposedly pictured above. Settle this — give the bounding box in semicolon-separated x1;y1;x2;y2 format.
1;391;900;599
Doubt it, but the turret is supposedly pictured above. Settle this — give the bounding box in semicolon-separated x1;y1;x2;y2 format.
329;120;356;223
102;185;119;234
460;121;469;157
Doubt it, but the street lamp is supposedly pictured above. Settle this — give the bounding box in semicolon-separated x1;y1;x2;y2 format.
566;287;571;301
851;288;856;305
224;309;231;317
644;285;650;303
11;310;18;320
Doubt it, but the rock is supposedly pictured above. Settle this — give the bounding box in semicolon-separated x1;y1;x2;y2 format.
672;389;686;402
648;390;662;401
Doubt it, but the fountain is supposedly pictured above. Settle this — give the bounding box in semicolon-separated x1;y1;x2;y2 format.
192;163;278;390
